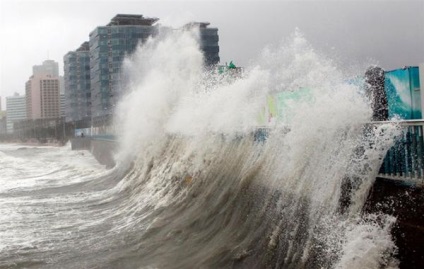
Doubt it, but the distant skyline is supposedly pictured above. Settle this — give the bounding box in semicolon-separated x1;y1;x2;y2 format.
1;0;423;108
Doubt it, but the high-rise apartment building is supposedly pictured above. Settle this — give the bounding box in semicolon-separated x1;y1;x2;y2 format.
64;14;220;126
26;60;61;120
26;73;60;119
89;14;159;123
6;93;26;134
183;22;220;66
64;42;91;122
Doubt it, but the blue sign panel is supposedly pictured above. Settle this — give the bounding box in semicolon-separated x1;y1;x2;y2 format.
385;67;422;119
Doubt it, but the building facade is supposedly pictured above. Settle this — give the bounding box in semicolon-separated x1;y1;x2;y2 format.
64;42;91;122
26;60;61;120
6;94;26;134
0;111;6;135
64;14;220;127
33;60;59;77
89;14;159;124
183;22;220;66
26;74;60;120
60;94;66;118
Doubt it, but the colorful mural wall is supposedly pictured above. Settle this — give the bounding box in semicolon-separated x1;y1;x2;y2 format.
258;88;312;126
257;66;423;126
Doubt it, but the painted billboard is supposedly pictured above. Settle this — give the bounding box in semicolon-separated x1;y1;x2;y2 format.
385;66;422;120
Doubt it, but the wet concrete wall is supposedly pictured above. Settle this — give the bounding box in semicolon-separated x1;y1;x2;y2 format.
71;137;91;150
364;178;424;269
71;137;116;168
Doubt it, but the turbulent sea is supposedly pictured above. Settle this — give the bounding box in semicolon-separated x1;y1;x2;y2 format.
0;31;401;268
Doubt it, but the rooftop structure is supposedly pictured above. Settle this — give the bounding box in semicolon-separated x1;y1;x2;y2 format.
33;60;59;77
107;14;159;26
76;41;89;52
183;22;211;30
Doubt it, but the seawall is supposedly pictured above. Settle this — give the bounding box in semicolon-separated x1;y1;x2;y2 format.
364;178;424;269
71;137;116;168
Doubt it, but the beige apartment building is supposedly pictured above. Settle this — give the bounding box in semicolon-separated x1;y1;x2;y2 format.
26;74;60;119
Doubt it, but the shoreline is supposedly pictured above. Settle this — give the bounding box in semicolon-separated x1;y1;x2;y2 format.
0;139;68;148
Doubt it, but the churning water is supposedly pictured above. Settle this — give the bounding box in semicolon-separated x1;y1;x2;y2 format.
0;30;401;268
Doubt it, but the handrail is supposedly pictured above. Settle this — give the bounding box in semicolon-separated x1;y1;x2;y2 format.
256;121;424;186
371;119;424;126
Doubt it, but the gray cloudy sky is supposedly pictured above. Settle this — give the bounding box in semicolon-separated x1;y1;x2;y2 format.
1;0;423;107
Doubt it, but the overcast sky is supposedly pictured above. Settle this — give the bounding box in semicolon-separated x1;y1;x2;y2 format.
1;0;423;108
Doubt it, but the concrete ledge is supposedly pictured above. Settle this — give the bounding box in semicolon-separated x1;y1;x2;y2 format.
377;174;424;188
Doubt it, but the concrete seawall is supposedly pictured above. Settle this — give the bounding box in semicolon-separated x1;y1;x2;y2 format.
71;137;116;168
364;178;424;269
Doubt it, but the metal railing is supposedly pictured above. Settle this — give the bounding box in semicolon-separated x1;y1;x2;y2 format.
253;121;424;186
374;120;424;186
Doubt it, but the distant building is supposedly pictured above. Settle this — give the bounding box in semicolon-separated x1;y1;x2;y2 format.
0;110;6;135
6;93;26;134
26;60;61;120
26;73;60;119
183;22;220;66
66;14;220;127
89;14;159;124
63;42;91;122
33;59;59;77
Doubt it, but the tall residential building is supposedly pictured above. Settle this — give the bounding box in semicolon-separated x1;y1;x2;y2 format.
33;59;59;77
183;22;220;66
26;73;60;119
64;42;91;122
6;93;26;134
89;14;159;123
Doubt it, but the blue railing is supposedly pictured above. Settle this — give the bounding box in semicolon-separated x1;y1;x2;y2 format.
253;121;424;186
376;120;424;185
91;134;116;142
